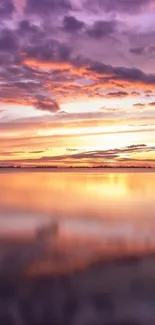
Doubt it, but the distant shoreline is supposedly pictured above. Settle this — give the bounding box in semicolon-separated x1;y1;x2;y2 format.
0;166;154;169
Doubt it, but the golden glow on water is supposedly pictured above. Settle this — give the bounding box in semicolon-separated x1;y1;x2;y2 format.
0;169;155;220
1;169;155;274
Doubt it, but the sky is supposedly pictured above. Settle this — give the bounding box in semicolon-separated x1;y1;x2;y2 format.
1;0;155;166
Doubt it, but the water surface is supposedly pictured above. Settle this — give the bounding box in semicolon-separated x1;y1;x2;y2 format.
0;168;155;244
0;168;155;218
1;169;155;324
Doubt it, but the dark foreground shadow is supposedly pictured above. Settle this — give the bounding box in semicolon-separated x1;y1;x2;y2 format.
1;254;155;324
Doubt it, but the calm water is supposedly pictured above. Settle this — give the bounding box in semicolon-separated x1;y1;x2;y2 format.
1;169;155;325
0;168;155;244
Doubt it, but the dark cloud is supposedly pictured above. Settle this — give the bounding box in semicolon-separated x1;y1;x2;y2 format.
38;144;155;163
106;91;129;98
108;0;152;13
149;45;155;53
145;90;153;94
0;150;26;156
0;29;18;52
0;79;60;114
118;157;155;163
0;7;155;117
113;66;147;82
63;16;85;33
0;0;14;18
18;20;39;36
70;144;152;160
13;81;41;90
130;46;145;55
29;150;45;154
68;151;118;160
133;103;146;108
34;96;60;113
87;20;116;39
131;91;140;96
0;28;20;70
35;152;119;161
84;0;153;14
130;45;155;56
25;0;72;15
1;49;155;115
87;60;155;86
0;79;43;107
24;39;72;63
125;144;147;150
148;102;155;106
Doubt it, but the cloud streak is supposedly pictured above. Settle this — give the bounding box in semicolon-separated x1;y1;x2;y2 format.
0;0;155;165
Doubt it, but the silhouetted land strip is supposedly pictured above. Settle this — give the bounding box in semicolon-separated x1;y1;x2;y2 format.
0;165;153;169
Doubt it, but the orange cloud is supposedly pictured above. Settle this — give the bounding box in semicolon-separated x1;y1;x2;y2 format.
24;58;72;70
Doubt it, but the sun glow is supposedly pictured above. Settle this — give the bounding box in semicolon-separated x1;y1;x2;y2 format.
61;99;105;114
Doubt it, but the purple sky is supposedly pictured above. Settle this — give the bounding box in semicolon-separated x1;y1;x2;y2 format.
1;0;155;166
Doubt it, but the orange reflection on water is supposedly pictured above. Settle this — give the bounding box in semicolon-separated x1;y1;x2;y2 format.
1;168;155;275
0;169;155;221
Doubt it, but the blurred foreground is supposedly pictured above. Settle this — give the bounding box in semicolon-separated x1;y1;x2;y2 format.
1;252;155;324
1;223;155;325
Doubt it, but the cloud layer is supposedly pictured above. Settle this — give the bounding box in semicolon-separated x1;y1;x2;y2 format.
0;0;155;165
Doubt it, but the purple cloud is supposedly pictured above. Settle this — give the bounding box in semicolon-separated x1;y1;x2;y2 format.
24;39;72;63
130;47;145;55
34;95;60;113
0;0;155;117
25;0;72;14
87;20;117;39
0;0;14;18
0;29;18;52
84;0;153;14
63;15;85;33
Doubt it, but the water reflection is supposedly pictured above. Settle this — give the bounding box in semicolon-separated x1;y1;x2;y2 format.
0;169;155;258
0;169;155;219
1;170;155;325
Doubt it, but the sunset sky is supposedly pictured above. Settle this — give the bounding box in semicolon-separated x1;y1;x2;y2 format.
1;0;155;166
